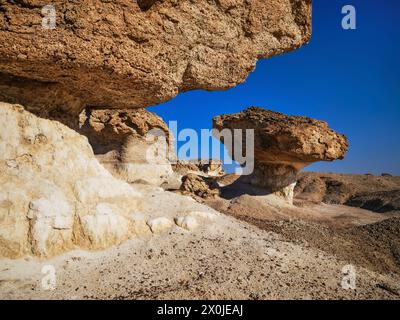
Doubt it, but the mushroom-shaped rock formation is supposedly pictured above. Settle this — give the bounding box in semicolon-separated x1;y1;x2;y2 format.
213;107;348;201
0;0;312;122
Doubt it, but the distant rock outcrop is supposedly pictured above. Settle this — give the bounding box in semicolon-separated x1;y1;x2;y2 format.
0;0;311;120
295;172;400;209
213;107;348;201
346;190;400;213
0;103;220;258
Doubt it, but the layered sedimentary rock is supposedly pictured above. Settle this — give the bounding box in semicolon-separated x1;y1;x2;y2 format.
78;108;174;186
0;103;146;258
213;107;348;200
0;103;221;258
0;0;311;121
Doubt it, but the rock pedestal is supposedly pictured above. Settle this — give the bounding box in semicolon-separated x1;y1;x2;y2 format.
213;107;348;203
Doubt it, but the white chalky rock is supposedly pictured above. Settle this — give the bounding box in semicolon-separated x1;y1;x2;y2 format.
0;103;143;258
147;217;174;234
74;177;141;203
175;216;199;231
188;211;217;222
130;212;152;235
80;204;130;248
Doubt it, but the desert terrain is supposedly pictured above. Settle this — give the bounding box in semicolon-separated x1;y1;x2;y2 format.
0;1;399;301
1;150;399;299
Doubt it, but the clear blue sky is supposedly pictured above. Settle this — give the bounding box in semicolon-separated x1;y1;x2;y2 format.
149;0;400;175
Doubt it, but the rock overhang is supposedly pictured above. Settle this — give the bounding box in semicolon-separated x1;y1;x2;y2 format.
0;0;312;122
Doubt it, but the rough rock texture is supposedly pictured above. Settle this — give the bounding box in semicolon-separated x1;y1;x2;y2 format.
180;173;220;199
0;102;152;258
0;0;312;121
78;108;174;186
173;159;225;177
213;107;348;200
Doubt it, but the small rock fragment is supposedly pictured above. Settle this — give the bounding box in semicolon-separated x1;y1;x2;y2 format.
147;217;174;234
175;216;199;231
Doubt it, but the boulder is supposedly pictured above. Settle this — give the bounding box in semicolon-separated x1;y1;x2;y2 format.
175;216;199;231
147;217;174;234
213;107;348;201
0;0;311;120
180;173;220;199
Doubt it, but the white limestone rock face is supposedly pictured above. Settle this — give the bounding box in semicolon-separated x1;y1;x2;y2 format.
147;217;174;234
175;216;199;231
115;133;175;187
80;204;130;249
0;103;143;258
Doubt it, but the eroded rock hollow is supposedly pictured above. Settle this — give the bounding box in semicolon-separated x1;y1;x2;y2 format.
78;108;175;186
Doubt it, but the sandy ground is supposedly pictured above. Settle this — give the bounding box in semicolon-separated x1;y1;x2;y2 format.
1;196;399;300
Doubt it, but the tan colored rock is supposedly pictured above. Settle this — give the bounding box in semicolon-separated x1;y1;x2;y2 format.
173;159;225;177
79;203;131;249
129;212;152;236
79;108;174;186
175;216;199;231
180;173;220;199
295;171;400;207
0;102;144;258
213;107;348;201
0;0;312;119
